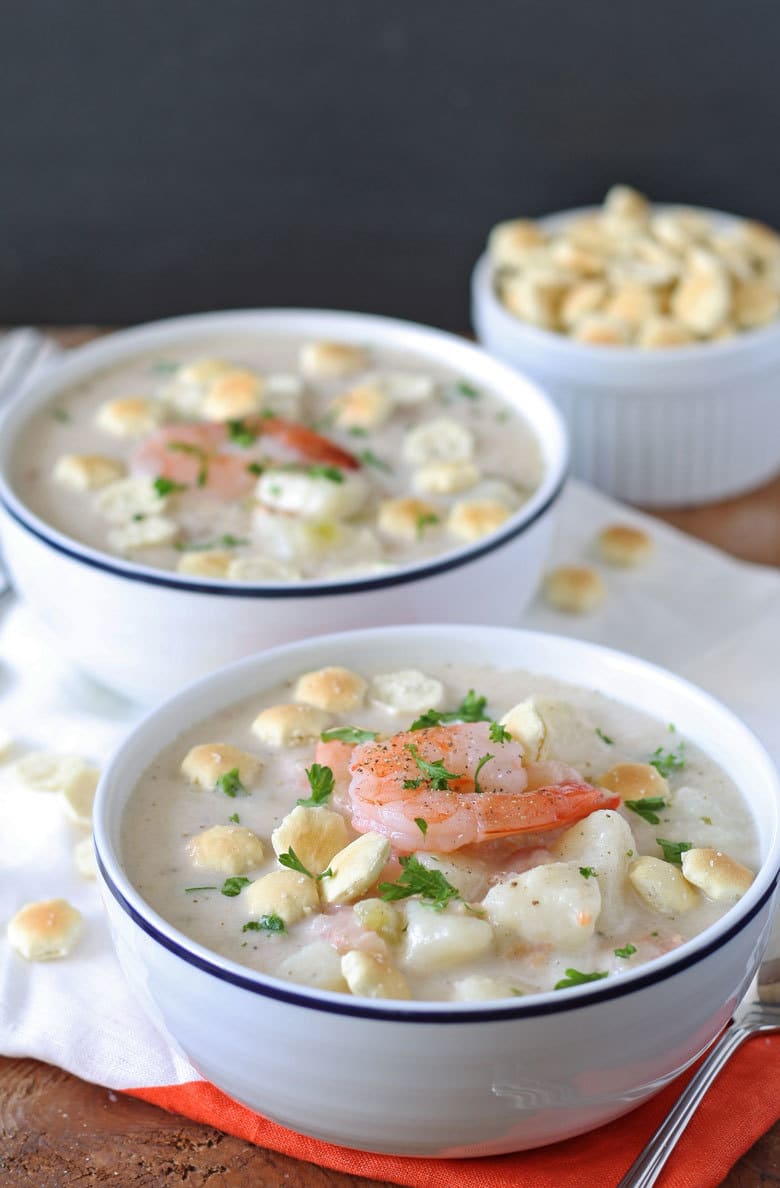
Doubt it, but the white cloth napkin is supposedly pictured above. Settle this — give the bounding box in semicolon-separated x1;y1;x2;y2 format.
0;479;778;1092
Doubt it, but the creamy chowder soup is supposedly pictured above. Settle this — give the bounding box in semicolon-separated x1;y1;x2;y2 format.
121;662;758;1002
14;337;543;582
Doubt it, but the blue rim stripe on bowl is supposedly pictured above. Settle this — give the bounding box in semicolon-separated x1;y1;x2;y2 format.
95;846;778;1024
0;471;566;598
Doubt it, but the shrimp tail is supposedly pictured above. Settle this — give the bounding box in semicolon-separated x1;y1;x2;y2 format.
247;417;360;470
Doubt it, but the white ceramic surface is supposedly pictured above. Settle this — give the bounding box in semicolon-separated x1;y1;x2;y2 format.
93;624;780;1157
0;310;567;703
472;206;780;506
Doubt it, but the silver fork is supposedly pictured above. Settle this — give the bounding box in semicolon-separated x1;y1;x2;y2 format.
617;953;780;1187
0;328;60;596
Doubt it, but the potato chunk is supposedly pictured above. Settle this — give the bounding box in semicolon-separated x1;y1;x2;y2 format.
554;809;636;935
402;900;494;973
277;942;347;992
352;898;404;944
412;852;489;902
341;950;411;999
484;862;601;950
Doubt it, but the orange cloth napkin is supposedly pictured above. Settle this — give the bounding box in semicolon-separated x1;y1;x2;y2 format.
128;1032;779;1188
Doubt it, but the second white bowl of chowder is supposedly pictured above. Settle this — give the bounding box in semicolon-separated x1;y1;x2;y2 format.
93;625;780;1156
0;311;566;701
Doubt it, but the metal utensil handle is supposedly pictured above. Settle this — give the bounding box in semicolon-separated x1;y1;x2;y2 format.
616;1023;749;1188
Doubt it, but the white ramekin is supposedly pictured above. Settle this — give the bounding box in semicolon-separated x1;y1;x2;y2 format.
92;624;780;1157
472;206;780;506
0;310;567;703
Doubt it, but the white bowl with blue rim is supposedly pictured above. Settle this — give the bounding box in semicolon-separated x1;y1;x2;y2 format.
92;623;780;1156
0;310;567;702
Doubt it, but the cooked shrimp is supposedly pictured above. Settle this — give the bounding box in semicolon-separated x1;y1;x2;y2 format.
305;906;389;959
313;738;355;813
348;722;620;854
245;417;359;470
131;423;256;498
131;418;360;500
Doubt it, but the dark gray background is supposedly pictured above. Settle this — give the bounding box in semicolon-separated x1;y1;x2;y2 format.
1;1;778;330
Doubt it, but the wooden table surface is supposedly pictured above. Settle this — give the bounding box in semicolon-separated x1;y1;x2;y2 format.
1;328;778;1187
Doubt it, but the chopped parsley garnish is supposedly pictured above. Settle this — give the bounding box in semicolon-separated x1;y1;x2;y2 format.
579;866;597;879
320;726;378;745
410;689;490;731
152;359;179;374
358;449;392;472
246;461;264;476
624;796;667;825
656;838;693;866
296;763;335;807
404;778;423;789
614;943;637;959
701;815;712;825
243;914;286;934
185;885;217;893
278;847;312;877
221;876;252;897
405;744;461;791
308;465;343;483
473;752;494;795
378;855;460;911
596;728;614;745
554;968;609;990
132;513;146;522
648;741;686;779
277;846;333;881
510;987;524;996
348;426;369;437
455;380;480;399
415;512;440;538
215;767;248;798
489;720;511;744
269;483;282;496
153;475;187;497
50;408;71;422
228;812;240;824
414;817;428;837
458;689;490;721
175;533;249;553
226;418;258;447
